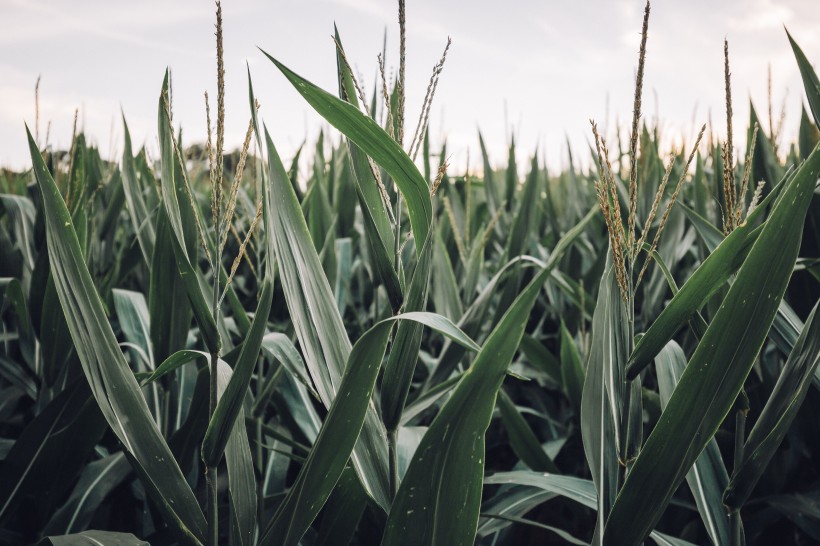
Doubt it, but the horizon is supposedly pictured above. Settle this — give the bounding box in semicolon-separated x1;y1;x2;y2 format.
2;0;819;175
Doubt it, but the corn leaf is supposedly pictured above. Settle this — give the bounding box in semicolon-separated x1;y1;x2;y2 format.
626;177;784;378
202;278;273;465
788;30;820;126
724;301;820;510
259;311;478;546
604;144;820;546
382;224;586;545
580;258;627;543
26;125;206;545
655;341;730;546
155;71;219;354
260;50;432;255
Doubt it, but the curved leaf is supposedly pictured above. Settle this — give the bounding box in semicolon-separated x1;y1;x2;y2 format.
260;50;432;254
26;126;206;545
382;253;562;545
259;312;478;546
605;143;820;546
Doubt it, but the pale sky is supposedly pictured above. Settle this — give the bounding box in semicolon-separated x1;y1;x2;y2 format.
1;0;819;175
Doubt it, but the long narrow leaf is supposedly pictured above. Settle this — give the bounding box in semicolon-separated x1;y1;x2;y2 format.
26;126;206;545
605;144;820;546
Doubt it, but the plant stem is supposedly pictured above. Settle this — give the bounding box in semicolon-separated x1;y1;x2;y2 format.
388;428;399;499
394;192;402;271
731;402;747;546
255;359;265;541
619;259;637;484
206;252;222;546
206;348;219;545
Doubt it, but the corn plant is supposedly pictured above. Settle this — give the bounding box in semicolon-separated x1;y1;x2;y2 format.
1;1;820;545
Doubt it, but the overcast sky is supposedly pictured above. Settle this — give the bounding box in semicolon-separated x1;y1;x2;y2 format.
1;0;819;175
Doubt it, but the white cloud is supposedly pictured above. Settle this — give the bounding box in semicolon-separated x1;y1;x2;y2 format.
728;0;793;31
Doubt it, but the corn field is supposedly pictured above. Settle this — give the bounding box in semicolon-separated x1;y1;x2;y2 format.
1;2;820;545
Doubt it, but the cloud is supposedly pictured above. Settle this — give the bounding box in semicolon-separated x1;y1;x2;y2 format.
728;0;793;31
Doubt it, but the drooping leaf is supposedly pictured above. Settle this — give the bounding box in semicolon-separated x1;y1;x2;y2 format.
260;50;432;255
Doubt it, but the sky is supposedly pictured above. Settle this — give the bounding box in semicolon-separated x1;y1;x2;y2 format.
1;0;819;175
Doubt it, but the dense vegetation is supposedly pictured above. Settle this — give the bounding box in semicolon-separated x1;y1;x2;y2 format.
1;2;819;545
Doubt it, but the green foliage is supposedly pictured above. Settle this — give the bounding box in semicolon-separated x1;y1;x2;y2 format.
1;8;819;546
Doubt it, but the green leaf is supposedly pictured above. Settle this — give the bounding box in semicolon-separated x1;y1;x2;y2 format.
506;155;540;260
626;177;785;378
259;333;318;400
431;229;463;320
149;209;193;365
655;341;730;546
156;71;219;354
382;248;566;545
559;321;585;415
724;301;820;510
519;334;562;385
214;360;257;546
259;312;477;546
580;257;627;541
497;389;559;473
202;278;273;466
681;203;803;358
258;318;390;546
478;131;501;219
380;231;434;432
788;29;820;126
261;126;391;510
140;350;205;386
334;238;352;314
332;30;401;310
485;471;596;508
121;115;156;266
260;50;432;256
37;531;149;545
484;471;698;546
26;125;206;545
112;288;161;422
112;289;153;367
604;142;820;546
477;486;555;538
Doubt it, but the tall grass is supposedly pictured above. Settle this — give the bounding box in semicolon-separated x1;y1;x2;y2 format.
1;2;820;545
